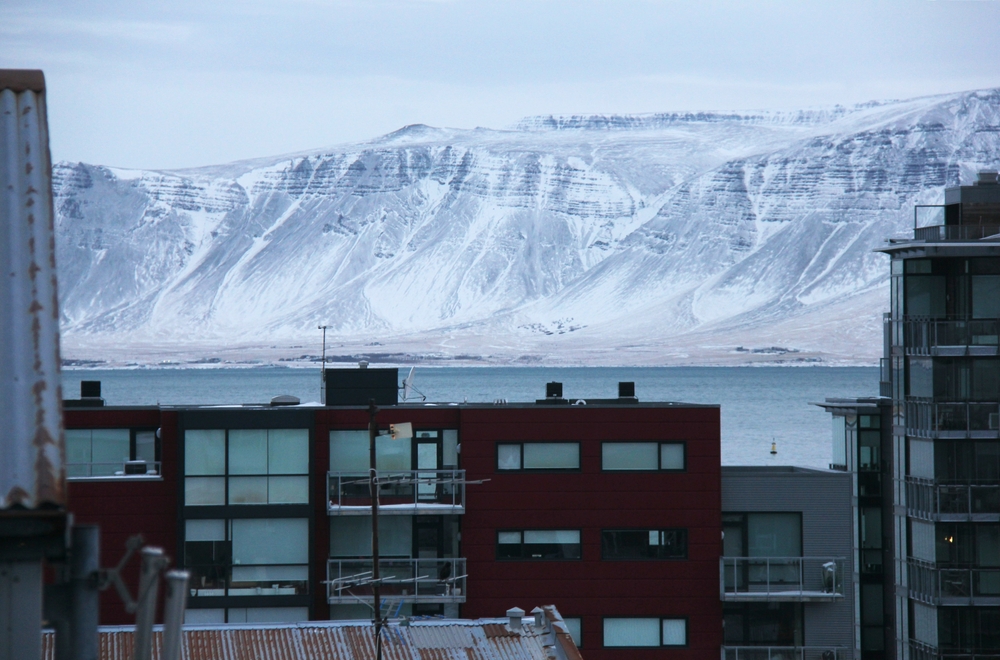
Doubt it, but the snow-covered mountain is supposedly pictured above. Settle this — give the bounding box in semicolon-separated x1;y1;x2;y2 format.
53;90;1000;366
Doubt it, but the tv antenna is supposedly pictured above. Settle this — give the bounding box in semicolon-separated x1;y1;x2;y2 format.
400;367;426;402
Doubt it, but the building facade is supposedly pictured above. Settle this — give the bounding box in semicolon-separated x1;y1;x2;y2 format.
820;171;1000;660
721;466;855;660
63;376;722;659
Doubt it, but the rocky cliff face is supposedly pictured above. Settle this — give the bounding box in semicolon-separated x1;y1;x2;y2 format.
53;89;1000;364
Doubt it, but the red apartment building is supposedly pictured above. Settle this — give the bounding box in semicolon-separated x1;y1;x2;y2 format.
62;370;722;659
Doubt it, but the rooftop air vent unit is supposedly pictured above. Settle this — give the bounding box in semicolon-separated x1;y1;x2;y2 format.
545;382;563;399
270;394;300;406
618;381;636;399
976;170;999;185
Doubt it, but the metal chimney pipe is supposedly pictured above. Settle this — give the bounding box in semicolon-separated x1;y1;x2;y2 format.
132;548;167;660
69;526;100;660
507;607;525;631
160;570;189;660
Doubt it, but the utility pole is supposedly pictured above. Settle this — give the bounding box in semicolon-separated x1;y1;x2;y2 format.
318;325;329;404
368;399;383;660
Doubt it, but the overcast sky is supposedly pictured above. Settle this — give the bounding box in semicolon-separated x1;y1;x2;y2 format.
3;0;999;170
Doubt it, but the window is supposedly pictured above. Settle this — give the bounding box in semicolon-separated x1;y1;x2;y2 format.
603;618;687;647
65;428;159;478
330;430;410;471
185;518;309;598
724;603;801;645
563;618;582;647
497;530;581;560
184;428;309;506
601;442;685;471
601;529;687;560
497;443;580;471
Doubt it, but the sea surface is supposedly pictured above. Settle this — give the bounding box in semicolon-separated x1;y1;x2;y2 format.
62;366;878;470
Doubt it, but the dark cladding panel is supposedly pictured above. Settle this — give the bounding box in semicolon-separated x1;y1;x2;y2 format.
324;368;398;406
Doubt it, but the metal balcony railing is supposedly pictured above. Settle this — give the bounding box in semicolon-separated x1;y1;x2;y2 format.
722;646;848;660
720;557;845;602
913;224;1000;241
906;477;1000;520
327;470;465;515
908;559;1000;605
327;558;466;604
66;460;162;479
905;400;1000;435
903;318;1000;355
910;639;1000;660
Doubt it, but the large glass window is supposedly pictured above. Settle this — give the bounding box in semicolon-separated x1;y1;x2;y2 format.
601;529;687;560
724;603;802;645
973;275;1000;319
185;517;309;598
497;530;581;560
603;618;686;647
329;517;412;558
496;443;580;471
329;430;412;471
184;428;309;506
905;271;946;317
601;442;685;471
65;428;157;477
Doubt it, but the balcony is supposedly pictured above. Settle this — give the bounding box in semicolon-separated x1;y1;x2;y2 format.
908;559;1000;606
906;477;1000;521
722;647;848;660
720;557;845;602
327;558;466;604
903;319;1000;356
66;460;162;480
906;400;1000;438
913;224;1000;242
909;639;1000;660
327;470;465;515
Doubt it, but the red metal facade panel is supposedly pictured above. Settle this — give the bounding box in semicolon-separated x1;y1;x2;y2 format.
66;402;722;658
458;406;722;659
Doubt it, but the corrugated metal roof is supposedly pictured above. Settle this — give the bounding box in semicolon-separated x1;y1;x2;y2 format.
0;68;66;512
42;616;581;660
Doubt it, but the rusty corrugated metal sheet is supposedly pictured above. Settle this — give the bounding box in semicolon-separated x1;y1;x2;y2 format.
41;620;573;660
0;68;65;511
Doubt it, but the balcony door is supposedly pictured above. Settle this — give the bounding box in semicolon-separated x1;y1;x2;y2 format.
414;431;441;501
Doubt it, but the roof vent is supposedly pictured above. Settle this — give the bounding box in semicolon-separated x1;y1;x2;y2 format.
618;381;636;398
359;360;369;369
270;394;300;406
976;170;999;186
507;607;525;631
545;382;563;399
531;606;545;627
81;380;101;398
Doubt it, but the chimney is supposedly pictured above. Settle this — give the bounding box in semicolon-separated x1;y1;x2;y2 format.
618;381;635;398
531;606;545;627
545;382;563;399
81;380;101;398
507;606;525;631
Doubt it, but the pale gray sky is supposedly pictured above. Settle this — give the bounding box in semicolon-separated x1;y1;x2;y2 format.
3;0;999;169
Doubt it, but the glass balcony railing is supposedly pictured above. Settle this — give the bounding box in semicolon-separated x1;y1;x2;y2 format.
914;224;1000;241
903;319;1000;354
720;557;845;601
722;646;848;660
906;400;1000;434
327;558;466;604
906;478;1000;520
910;639;1000;660
66;460;162;479
908;559;1000;604
327;470;465;514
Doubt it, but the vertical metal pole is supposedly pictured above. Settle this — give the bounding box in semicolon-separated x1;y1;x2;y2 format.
70;526;99;660
319;325;328;404
0;560;42;660
133;547;166;660
369;400;382;660
160;570;189;660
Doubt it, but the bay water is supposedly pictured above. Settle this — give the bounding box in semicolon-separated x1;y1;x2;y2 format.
61;366;878;469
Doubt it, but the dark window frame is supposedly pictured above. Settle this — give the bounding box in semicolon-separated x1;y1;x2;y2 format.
600;441;687;472
601;528;688;561
601;616;689;648
496;529;583;561
495;442;582;472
